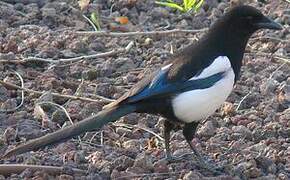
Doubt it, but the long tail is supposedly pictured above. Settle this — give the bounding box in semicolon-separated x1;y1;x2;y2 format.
2;104;137;159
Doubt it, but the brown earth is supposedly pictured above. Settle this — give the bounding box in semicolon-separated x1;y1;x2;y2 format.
0;0;289;179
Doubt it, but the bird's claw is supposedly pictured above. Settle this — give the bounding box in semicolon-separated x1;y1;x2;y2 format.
165;153;224;175
165;153;193;163
193;156;224;175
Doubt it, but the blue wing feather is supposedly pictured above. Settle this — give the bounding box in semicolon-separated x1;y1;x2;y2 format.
127;68;225;103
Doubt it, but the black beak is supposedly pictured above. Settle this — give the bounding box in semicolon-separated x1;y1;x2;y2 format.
255;16;283;30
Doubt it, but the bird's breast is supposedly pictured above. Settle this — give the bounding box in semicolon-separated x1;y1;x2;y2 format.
171;56;235;123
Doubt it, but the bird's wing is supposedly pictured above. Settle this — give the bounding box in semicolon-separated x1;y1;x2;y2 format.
126;66;225;103
104;49;230;108
103;68;162;108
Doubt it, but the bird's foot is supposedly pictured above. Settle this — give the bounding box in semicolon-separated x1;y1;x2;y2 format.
187;142;224;175
165;153;224;175
165;153;193;163
193;155;224;175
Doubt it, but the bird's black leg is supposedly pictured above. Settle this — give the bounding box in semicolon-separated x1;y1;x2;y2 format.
182;122;203;160
164;120;196;163
163;121;223;174
183;122;223;175
163;120;175;161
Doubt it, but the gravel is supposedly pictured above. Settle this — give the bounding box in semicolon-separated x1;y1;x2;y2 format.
0;0;289;179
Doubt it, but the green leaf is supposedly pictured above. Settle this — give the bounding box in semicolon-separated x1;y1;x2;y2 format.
90;12;101;31
183;0;189;10
155;0;204;13
187;0;196;10
155;1;185;12
194;0;204;11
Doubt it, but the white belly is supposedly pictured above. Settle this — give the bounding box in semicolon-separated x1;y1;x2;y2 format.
172;68;235;123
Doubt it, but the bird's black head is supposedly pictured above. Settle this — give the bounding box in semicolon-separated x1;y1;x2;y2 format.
205;5;282;82
207;5;283;49
221;5;282;36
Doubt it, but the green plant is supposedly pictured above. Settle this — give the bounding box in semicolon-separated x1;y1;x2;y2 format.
90;12;101;31
155;0;204;13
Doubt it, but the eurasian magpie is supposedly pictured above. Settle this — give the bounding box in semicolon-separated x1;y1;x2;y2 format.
3;5;282;172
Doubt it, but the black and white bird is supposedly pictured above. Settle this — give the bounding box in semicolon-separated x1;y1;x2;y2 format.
4;5;282;172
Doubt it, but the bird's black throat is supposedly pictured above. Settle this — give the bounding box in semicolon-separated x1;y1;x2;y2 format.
205;21;255;82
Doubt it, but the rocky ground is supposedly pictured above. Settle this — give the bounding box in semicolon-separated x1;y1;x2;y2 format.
0;0;289;179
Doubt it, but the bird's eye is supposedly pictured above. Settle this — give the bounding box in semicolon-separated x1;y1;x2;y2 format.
245;16;253;20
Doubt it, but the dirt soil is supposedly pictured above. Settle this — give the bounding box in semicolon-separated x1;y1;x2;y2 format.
0;0;289;179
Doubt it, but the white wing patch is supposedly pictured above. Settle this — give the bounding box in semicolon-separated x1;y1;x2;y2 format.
161;63;172;71
172;56;235;123
190;56;232;80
